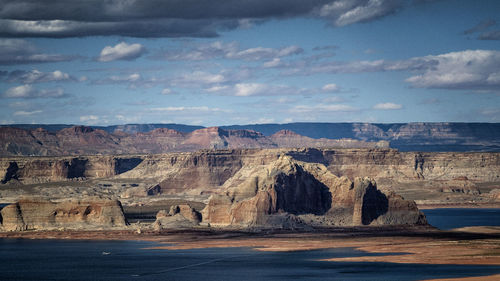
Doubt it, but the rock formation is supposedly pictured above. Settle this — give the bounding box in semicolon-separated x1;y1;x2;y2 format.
153;204;201;230
201;155;426;228
0;198;127;231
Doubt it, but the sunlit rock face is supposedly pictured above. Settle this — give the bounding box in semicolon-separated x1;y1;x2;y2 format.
202;155;427;228
0;198;127;231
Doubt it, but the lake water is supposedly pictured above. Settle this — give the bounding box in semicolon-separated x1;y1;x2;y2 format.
422;208;500;230
1;208;499;281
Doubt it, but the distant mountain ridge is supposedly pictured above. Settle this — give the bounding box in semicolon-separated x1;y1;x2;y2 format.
0;126;386;156
1;122;499;152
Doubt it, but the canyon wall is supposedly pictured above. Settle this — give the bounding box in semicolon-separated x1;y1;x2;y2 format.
1;149;499;187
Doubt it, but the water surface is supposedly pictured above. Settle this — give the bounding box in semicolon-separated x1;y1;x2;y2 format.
422;208;500;230
1;238;499;281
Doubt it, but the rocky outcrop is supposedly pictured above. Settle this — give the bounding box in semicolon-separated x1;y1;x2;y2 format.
153;204;201;230
0;198;127;231
201;155;426;228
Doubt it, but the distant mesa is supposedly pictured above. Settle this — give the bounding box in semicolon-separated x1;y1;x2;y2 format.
0;125;387;156
1;122;499;153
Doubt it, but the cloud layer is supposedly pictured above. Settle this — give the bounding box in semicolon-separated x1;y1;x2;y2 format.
0;0;407;38
0;39;74;64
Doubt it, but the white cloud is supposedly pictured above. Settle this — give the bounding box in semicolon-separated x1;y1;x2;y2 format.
2;84;67;99
6;69;74;83
322;83;340;92
405;50;500;90
207;82;308;97
79;115;100;125
234;83;268;96
3;84;35;98
98;42;146;62
13;110;42;116
373;102;403;110
161;88;172;95
319;0;402;26
263;58;283;68
281;49;500;91
227;45;303;61
174;71;226;85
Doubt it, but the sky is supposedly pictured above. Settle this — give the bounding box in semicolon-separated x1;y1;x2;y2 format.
1;0;500;126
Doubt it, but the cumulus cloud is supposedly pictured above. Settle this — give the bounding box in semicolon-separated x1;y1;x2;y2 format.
373;102;403;110
0;0;413;38
3;69;74;83
405;50;500;90
1;84;67;99
98;42;146;62
0;39;74;64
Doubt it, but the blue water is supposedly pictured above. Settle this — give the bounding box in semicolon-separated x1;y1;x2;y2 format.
0;239;499;281
423;208;500;230
1;208;499;280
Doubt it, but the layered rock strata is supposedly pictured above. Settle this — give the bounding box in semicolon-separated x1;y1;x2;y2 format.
201;155;426;228
0;198;127;231
2;148;499;192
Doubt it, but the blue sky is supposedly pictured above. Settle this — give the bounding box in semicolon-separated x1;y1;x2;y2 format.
1;0;499;126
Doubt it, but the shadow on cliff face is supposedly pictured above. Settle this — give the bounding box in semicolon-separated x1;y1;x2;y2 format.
67;158;88;179
1;162;19;184
274;166;332;216
361;184;389;225
285;148;328;166
114;158;143;174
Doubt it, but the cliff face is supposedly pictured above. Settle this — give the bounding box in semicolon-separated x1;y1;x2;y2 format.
0;156;144;184
201;155;426;228
0;198;127;231
1;148;498;187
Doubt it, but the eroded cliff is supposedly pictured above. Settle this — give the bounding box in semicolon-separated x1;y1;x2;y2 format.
0;198;128;231
201;155;426;228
